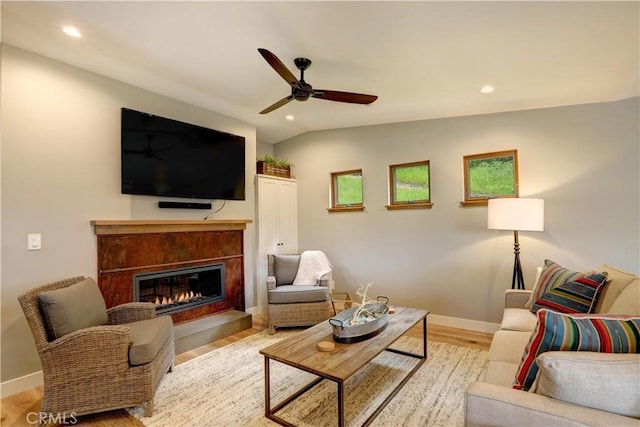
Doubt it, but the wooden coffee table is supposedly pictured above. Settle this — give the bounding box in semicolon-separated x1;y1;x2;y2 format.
260;306;429;426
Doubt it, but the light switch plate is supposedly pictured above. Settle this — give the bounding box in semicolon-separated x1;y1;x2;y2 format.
28;234;42;250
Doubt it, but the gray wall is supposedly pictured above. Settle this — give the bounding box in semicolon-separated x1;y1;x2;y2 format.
1;46;258;383
2;42;638;388
274;98;640;325
256;141;274;159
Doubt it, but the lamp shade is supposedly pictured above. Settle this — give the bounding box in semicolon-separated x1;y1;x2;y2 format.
487;198;544;231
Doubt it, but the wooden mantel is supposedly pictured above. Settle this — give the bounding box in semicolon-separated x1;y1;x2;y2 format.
91;219;252;236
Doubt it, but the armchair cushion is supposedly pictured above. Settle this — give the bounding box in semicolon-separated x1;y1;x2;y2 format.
268;285;330;304
38;278;108;340
127;315;173;366
273;254;301;285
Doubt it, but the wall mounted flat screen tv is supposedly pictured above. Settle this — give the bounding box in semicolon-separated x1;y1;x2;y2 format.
121;108;245;200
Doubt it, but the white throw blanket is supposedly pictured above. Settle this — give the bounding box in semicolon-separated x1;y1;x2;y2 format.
292;250;332;286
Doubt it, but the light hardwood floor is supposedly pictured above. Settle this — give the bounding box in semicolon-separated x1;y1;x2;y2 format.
1;314;493;427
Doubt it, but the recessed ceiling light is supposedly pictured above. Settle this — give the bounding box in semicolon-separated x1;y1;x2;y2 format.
285;115;295;121
480;85;495;94
62;26;82;38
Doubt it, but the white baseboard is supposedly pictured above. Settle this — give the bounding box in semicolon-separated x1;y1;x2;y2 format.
246;305;498;333
428;314;500;334
1;370;43;399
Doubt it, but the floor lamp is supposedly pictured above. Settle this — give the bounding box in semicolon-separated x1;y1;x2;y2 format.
487;198;544;289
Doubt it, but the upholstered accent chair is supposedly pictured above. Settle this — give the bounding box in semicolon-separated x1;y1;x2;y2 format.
17;276;174;418
267;252;333;334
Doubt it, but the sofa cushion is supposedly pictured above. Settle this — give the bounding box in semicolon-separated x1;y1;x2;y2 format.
529;260;592;313
483;360;521;387
488;330;534;364
523;266;542;309
534;351;640;418
514;309;640;391
533;272;608;314
605;279;640;316
127;315;173;366
38;278;108;340
501;308;537;332
273;254;301;285
268;285;329;304
595;265;638;313
485;330;533;387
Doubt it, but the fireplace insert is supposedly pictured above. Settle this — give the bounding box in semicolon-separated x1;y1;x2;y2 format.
133;264;225;315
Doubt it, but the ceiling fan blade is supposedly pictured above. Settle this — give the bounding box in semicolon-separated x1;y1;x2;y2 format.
259;95;294;114
258;48;299;88
312;90;378;105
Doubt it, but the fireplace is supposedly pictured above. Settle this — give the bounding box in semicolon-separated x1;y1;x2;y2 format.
92;220;251;324
133;264;225;315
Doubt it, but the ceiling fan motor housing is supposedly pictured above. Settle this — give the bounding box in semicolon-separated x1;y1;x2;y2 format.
294;57;312;71
292;58;313;101
293;82;312;101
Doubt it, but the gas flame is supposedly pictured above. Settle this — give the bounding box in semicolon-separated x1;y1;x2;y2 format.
154;291;202;307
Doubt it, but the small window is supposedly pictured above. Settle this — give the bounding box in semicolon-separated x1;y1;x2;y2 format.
386;160;432;210
328;169;364;212
461;149;519;207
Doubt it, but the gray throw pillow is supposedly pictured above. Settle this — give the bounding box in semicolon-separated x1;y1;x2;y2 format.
274;254;300;285
38;278;108;340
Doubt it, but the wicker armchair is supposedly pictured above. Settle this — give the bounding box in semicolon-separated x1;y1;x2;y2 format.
267;253;332;334
17;276;174;418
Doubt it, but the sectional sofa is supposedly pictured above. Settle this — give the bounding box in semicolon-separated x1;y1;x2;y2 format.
465;262;640;426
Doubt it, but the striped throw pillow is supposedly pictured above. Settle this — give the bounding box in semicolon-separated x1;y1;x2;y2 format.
514;309;640;391
530;260;592;313
534;272;609;314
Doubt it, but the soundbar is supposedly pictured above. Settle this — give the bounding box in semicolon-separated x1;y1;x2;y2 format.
158;201;212;210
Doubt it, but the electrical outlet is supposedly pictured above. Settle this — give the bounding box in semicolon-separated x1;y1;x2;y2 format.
28;234;42;250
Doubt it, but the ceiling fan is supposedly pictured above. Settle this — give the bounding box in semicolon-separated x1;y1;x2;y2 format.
258;48;378;114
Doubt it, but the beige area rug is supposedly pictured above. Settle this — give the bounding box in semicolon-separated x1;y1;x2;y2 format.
129;330;488;426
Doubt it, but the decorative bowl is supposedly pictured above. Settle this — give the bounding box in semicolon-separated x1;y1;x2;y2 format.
329;297;389;343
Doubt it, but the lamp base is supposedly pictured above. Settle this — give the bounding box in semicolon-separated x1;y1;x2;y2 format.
512;230;525;290
512;252;525;290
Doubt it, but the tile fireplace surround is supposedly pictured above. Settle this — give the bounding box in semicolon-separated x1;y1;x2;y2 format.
91;219;251;324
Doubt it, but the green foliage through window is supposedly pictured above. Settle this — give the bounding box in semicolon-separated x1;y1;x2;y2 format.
388;161;431;209
336;173;363;205
463;150;518;205
330;169;364;211
468;157;515;197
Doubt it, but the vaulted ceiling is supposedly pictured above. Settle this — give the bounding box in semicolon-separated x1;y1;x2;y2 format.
2;1;638;144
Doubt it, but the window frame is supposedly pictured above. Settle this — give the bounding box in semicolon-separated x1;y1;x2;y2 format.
461;149;519;207
328;169;365;212
386;160;433;210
